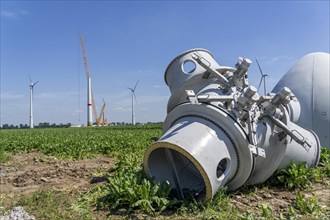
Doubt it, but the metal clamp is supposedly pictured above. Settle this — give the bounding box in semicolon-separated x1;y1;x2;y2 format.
191;52;230;86
265;115;313;151
249;145;266;158
185;90;199;104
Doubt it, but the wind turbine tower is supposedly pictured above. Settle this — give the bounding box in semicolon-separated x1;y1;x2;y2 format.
78;32;93;126
29;75;38;129
128;81;139;125
255;57;268;96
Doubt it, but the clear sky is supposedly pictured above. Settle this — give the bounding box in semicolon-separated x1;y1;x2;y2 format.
1;1;329;126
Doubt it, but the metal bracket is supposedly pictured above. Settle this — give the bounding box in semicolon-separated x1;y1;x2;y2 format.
249;145;266;158
185;90;199;104
191;52;230;86
186;90;235;105
265;115;313;151
197;94;234;102
247;109;266;158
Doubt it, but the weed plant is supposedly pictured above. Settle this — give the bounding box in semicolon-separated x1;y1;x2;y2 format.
294;191;320;215
96;153;237;218
267;147;330;189
272;161;314;189
318;147;330;178
97;154;175;215
0;146;10;163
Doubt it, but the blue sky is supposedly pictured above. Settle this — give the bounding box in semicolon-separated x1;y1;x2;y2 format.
1;1;329;126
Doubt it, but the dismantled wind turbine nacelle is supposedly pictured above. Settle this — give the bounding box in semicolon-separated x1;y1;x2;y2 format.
144;49;326;201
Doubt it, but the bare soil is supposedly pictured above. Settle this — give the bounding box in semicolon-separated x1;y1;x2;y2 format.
230;183;330;217
1;152;329;219
0;152;113;210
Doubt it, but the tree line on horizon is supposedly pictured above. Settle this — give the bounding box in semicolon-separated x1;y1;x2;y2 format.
0;121;164;129
0;122;72;129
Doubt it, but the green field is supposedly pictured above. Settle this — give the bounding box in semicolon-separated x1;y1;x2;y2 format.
0;125;162;161
1;125;329;219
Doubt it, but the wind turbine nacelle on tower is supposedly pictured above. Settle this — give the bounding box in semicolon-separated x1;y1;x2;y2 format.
272;52;330;148
143;49;321;201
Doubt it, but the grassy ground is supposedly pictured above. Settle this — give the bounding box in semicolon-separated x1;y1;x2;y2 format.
1;126;329;219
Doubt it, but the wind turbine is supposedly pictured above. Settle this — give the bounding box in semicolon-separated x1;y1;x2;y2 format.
28;75;38;129
78;31;93;126
128;80;139;125
255;57;268;96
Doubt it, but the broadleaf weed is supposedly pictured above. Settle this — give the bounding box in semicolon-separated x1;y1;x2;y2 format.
294;191;321;215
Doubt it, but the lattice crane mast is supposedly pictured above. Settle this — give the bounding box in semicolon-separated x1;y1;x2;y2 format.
78;32;107;126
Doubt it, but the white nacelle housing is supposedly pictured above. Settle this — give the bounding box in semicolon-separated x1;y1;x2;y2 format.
272;52;330;148
144;49;321;201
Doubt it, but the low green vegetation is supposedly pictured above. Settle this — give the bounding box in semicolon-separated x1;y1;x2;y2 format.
179;187;235;219
77;145;329;219
1;126;329;219
98;154;173;214
0;124;162;160
270;161;316;189
294;191;321;215
0;146;10;163
267;147;330;189
318;147;330;177
16;189;94;220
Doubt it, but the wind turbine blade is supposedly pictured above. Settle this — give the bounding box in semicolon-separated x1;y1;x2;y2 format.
128;87;133;92
33;81;39;87
133;80;139;91
255;57;264;76
28;74;32;83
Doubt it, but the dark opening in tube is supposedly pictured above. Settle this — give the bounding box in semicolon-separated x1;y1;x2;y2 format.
147;147;206;200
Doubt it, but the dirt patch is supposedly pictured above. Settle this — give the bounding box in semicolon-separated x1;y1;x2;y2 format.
231;188;294;215
230;182;330;217
0;152;113;207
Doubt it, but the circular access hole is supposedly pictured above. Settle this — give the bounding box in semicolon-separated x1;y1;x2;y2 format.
216;158;228;179
182;60;196;74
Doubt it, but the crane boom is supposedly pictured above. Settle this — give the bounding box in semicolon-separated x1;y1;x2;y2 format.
78;31;94;126
91;90;98;122
78;32;90;79
78;31;107;126
98;98;106;123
